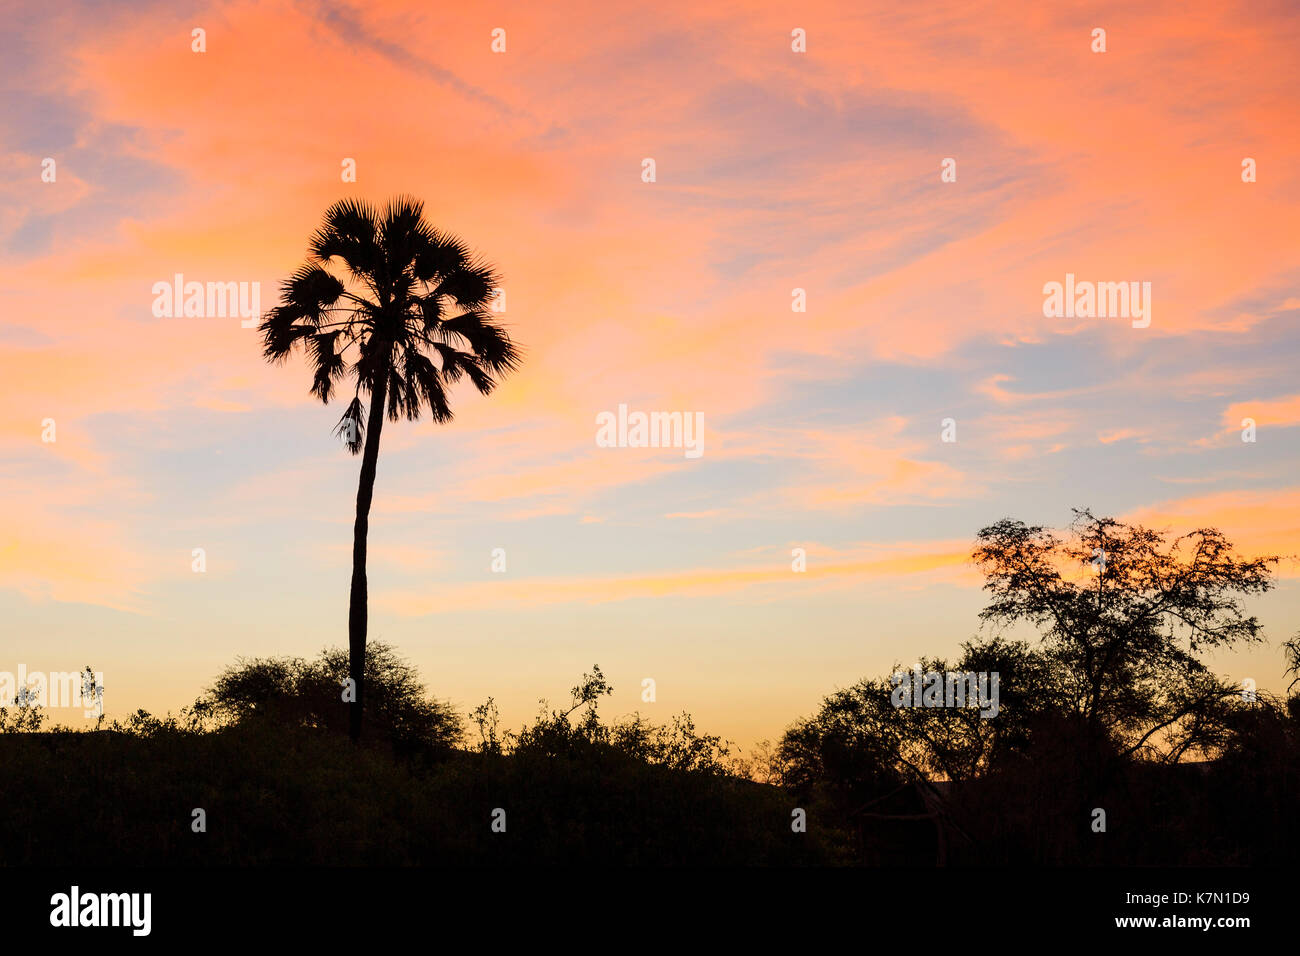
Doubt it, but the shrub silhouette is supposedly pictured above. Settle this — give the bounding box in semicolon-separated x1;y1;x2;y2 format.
482;666;734;775
195;641;462;758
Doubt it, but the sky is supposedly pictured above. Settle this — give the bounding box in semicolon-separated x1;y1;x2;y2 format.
2;0;1299;749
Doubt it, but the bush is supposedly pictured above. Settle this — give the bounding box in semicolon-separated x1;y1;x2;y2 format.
194;641;462;757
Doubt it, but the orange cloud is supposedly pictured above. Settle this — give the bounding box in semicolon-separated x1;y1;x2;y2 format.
1128;488;1300;576
1222;395;1300;431
376;540;975;615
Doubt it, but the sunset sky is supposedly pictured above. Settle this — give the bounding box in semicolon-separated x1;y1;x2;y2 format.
3;0;1299;748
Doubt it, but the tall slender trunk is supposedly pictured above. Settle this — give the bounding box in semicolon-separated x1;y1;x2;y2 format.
348;377;387;743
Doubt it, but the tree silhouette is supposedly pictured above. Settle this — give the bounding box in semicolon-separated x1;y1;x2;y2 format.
259;197;520;741
972;508;1278;766
780;510;1286;863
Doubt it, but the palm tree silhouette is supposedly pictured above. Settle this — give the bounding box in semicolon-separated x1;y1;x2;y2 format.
259;196;520;742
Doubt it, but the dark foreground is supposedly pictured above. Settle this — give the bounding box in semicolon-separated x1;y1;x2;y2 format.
1;719;1293;867
0;724;822;866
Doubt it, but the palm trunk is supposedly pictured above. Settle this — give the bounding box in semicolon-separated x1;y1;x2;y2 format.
348;377;387;742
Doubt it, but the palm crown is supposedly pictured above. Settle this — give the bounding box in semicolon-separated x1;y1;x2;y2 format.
260;196;520;449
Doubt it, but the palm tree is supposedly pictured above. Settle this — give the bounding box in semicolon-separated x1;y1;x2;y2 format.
259;196;521;742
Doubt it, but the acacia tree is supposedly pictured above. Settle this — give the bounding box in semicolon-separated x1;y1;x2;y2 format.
260;197;520;742
972;508;1279;763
